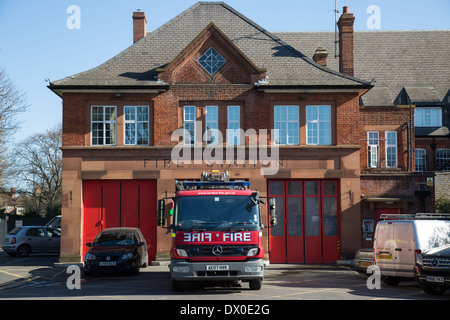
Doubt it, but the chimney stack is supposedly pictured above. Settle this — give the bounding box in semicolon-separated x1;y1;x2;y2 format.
337;6;355;77
133;10;147;43
313;47;328;68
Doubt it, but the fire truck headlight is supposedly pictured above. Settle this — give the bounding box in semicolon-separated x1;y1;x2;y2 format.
245;266;263;272
175;248;188;257
172;266;190;273
247;248;260;257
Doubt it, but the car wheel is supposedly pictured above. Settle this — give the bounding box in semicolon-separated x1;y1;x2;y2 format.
17;244;31;257
383;276;401;286
132;257;140;275
422;284;447;295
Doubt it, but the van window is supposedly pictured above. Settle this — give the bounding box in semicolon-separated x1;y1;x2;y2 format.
375;223;394;249
394;222;413;248
415;220;450;252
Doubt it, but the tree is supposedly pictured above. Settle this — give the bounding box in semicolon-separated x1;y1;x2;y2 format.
0;68;29;187
15;125;62;216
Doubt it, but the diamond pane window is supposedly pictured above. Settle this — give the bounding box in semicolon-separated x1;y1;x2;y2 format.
198;47;225;75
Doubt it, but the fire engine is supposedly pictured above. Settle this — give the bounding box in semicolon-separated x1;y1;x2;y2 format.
157;171;276;291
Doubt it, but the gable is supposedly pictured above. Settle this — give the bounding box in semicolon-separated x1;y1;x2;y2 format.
156;23;266;85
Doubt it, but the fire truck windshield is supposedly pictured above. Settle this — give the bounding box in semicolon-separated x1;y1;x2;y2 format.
174;195;260;231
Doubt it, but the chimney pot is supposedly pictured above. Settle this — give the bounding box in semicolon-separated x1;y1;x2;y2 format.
343;6;349;14
133;11;147;43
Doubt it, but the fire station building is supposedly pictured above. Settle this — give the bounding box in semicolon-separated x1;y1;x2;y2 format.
49;2;450;264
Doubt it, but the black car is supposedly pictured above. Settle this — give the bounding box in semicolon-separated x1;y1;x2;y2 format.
84;228;149;276
415;245;450;295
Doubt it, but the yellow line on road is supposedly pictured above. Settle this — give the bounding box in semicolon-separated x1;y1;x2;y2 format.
0;269;24;279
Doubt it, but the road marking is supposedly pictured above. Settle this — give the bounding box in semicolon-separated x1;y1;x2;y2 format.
5;257;32;265
0;269;24;279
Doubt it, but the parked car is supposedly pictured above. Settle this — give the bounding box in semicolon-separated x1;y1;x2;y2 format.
45;215;61;230
374;213;450;286
354;248;374;273
84;227;148;276
415;245;450;295
2;226;61;257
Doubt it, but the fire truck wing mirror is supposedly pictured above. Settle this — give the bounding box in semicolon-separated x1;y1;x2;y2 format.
269;198;277;226
157;199;165;227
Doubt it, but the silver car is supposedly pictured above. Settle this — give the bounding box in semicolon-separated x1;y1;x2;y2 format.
2;226;61;257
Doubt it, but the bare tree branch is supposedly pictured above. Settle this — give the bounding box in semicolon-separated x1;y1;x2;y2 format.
14;125;62;215
0;68;29;187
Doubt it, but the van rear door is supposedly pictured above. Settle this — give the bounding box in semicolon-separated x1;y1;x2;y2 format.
392;221;415;277
374;222;395;274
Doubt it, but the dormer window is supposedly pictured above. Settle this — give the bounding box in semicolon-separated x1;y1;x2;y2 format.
415;107;442;127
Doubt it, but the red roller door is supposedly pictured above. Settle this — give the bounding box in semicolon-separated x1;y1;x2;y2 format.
82;180;157;261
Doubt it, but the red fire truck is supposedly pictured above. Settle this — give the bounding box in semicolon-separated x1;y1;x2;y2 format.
157;171;276;291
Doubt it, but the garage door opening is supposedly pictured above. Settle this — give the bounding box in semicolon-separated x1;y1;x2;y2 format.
268;180;340;264
82;180;157;261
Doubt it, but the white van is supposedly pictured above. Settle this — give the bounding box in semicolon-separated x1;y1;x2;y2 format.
374;213;450;285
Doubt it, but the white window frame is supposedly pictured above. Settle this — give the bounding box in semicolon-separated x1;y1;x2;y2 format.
183;106;196;145
367;131;379;168
205;106;219;145
306;105;331;145
415;148;426;172
227;105;241;145
385;131;397;168
91;105;117;146
274;105;299;145
124;106;149;146
415;107;442;127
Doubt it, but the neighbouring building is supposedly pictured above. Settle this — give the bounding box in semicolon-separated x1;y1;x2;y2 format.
49;2;450;264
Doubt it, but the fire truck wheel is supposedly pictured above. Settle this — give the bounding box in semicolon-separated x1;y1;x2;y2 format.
249;279;262;290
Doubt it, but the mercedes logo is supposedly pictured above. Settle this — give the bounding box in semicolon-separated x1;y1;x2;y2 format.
432;258;439;267
212;245;223;256
106;256;111;261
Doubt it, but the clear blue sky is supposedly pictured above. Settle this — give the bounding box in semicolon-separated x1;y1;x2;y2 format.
1;0;449;142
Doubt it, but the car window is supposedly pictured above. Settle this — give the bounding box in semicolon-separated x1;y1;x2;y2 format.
94;231;137;246
8;227;23;235
46;228;61;238
26;228;46;237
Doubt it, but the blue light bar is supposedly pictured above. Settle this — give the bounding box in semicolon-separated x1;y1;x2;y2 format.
182;181;250;187
176;180;250;190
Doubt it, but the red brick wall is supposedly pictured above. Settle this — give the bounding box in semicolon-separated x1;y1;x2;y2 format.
359;106;414;172
61;26;362;149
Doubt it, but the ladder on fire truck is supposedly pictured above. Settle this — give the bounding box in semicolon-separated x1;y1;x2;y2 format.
175;170;250;191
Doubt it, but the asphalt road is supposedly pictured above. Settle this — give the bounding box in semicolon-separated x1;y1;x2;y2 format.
0;249;448;302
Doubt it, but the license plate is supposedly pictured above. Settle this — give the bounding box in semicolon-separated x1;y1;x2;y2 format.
426;276;444;283
99;262;116;267
360;261;373;267
206;265;229;271
377;254;392;260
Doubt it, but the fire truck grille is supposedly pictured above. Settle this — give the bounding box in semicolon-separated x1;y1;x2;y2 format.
179;245;256;257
